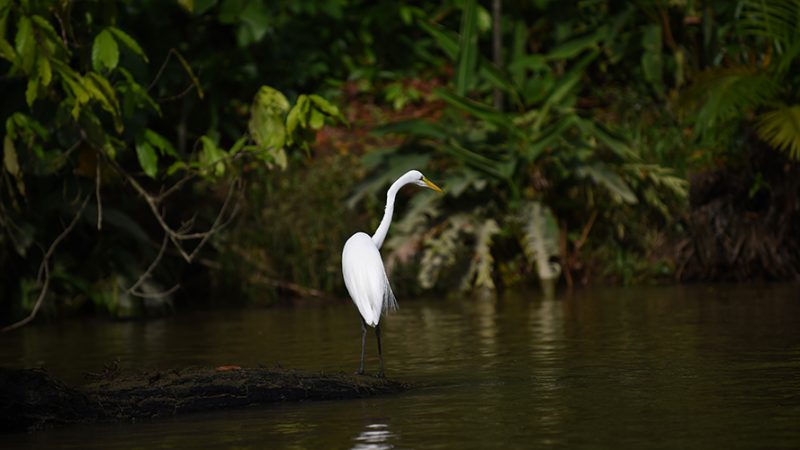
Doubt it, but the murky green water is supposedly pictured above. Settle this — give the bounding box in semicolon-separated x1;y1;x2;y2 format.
2;285;800;449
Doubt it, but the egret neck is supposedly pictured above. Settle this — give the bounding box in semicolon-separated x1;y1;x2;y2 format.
371;173;413;249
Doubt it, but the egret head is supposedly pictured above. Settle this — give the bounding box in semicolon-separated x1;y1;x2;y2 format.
408;170;443;192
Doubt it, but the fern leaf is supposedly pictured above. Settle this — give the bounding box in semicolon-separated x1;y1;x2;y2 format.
577;163;638;204
461;218;500;291
384;194;441;272
756;105;800;159
626;163;689;199
418;215;468;289
518;201;561;281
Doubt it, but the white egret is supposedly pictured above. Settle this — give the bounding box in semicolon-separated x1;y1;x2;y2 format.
342;170;442;377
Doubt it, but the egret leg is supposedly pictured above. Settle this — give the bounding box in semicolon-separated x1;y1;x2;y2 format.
358;318;367;375
375;324;385;378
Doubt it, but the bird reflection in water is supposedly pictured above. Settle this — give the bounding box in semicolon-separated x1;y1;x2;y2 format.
351;422;395;450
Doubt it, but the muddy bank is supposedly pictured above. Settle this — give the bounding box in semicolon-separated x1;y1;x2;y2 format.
0;366;410;433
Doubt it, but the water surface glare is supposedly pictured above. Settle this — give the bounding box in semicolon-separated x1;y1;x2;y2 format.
2;285;800;448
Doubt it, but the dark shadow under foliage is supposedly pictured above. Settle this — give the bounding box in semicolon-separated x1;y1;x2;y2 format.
680;139;800;281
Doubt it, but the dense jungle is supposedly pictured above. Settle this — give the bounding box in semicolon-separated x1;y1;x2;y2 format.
1;0;799;327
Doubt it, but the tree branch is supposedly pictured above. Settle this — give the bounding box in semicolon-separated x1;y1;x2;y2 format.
129;283;181;299
109;159;242;263
96;161;103;230
126;233;169;295
2;195;91;332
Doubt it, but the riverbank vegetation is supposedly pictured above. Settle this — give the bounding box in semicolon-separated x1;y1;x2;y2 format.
2;0;799;324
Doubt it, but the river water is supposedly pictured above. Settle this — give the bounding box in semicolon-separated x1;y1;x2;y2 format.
2;284;800;449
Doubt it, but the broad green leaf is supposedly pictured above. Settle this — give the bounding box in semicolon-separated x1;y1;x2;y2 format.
143;129;178;157
15;15;34;73
574;118;639;160
455;0;478;96
534;50;598;130
435;89;523;139
3;135;20;177
248;86;289;151
577;163;637;204
178;0;194;12
118;67;161;115
286;95;309;138
3;135;25;195
79;111;113;155
200;135;225;177
52;59;90;105
92;29;119;72
31;15;68;54
308;94;346;123
756;105;800;160
0;38;14;62
167;160;186;176
108;26;149;62
420;20;520;105
82;72;123;132
6;112;49;142
37;54;51;86
546;29;603;60
309;108;324;130
641;24;664;96
442;140;507;180
61;76;90;120
228;135;248;155
273;148;287;169
524;115;578;162
135;139;158;178
25;73;38;107
84;72;121;114
419;21;459;58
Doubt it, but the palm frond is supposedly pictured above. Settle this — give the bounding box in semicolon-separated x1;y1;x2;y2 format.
756;105;800;159
682;67;780;134
739;0;800;51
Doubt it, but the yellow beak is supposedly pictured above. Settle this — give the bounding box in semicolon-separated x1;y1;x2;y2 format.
422;176;443;193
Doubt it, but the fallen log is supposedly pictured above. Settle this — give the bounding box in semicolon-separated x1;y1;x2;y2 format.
0;366;410;433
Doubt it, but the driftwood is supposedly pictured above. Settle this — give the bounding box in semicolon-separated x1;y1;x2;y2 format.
0;366;410;433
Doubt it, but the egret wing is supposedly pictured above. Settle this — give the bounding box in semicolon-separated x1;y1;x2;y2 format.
342;233;397;327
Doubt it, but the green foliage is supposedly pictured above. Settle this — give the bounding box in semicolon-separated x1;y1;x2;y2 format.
684;0;800;160
518;201;561;283
350;3;687;293
221;154;363;301
0;0;343;322
756;105;800;159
